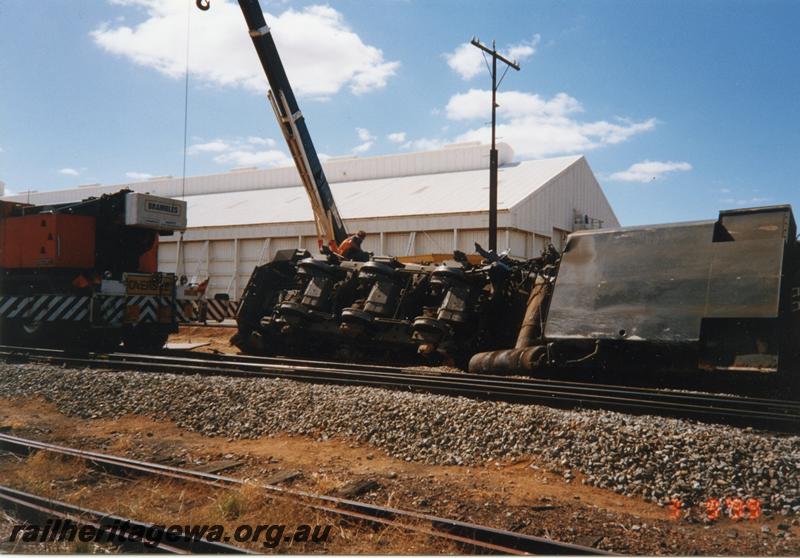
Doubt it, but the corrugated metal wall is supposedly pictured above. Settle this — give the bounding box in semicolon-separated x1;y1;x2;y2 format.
511;157;620;239
161;226;534;298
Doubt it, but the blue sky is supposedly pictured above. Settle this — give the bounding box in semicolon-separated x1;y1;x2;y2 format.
1;0;798;225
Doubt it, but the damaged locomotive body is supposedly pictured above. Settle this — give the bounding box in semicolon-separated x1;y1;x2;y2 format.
232;248;538;365
471;205;800;378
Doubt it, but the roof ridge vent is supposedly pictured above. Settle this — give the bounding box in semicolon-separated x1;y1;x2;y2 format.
443;141;481;149
229;167;259;173
326;155;359;161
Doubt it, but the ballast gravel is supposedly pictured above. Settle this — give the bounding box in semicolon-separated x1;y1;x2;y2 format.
1;362;798;514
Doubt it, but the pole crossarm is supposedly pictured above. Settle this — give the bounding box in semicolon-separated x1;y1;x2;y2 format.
470;37;521;71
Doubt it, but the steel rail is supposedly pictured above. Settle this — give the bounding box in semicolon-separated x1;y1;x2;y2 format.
0;484;250;554
7;343;799;412
0;432;604;555
107;352;800;424
2;345;799;431
163;348;800;409
7;343;795;408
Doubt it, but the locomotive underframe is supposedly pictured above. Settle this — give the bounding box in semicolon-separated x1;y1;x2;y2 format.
232;248;537;366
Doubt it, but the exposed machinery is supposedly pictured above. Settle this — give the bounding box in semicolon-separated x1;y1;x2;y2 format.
233;246;551;366
205;0;800;382
0;190;187;351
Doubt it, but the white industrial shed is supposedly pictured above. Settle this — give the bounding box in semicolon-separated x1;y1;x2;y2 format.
2;142;618;299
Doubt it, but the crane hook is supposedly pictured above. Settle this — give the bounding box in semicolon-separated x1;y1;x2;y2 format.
196;0;210;11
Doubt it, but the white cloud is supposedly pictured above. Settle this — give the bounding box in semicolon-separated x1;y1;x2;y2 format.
213;149;292;168
356;127;374;142
187;140;232;154
59;168;81;176
401;137;446;152
445;35;539;80
189;135;292;168
0;146;4;153
609;160;692;183
126;171;154;180
247;136;276;147
721;196;771;206
446;89;581;121
351;128;375;153
353;142;373;154
445;43;484;80
506;36;540;61
91;1;399;98
445;89;656;158
387;132;406;143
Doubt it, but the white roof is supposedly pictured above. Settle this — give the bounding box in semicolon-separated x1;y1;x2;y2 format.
3;142;515;206
186;155;582;227
2;142;587;229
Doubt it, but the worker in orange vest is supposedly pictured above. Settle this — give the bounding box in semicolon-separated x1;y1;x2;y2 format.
338;230;368;261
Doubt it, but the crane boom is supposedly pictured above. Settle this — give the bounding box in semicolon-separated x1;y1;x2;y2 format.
198;0;348;251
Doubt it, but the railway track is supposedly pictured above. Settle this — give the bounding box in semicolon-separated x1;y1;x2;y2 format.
2;345;799;431
0;485;249;554
0;432;601;555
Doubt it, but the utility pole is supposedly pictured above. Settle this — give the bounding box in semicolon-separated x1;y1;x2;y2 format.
470;37;520;252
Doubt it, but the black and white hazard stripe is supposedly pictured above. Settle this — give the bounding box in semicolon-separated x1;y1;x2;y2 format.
204;299;240;322
175;300;199;323
0;295;90;322
0;294;179;326
127;296;174;324
99;296;127;326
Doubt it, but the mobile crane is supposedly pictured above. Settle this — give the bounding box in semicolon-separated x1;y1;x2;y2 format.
0;190;187;351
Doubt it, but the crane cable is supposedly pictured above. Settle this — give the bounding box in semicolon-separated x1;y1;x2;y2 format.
177;0;193;280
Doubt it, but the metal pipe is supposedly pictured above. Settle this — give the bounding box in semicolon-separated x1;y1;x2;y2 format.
515;275;552;349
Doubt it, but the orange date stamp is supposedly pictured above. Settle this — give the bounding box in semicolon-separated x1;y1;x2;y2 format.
668;497;762;522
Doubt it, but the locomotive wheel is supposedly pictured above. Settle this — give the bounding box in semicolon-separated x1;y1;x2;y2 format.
66;328;122;354
123;326;168;353
22;320;44;336
16;319;51;347
95;332;123;353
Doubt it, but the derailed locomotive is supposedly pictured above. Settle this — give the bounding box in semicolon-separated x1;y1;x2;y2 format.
211;0;800;380
235;205;800;380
